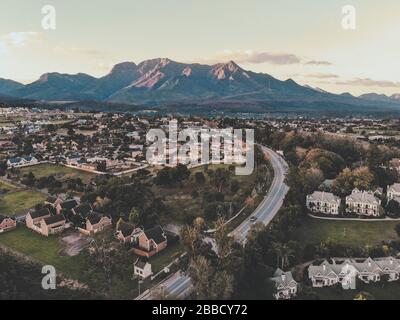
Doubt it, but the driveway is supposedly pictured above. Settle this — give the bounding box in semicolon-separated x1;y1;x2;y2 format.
60;231;92;256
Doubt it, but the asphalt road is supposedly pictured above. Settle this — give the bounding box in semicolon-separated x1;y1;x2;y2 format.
136;271;193;300
138;146;289;300
228;145;289;243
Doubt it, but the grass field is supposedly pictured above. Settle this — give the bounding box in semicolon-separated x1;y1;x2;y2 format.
18;163;95;183
0;227;84;278
0;180;17;191
0;190;47;216
292;216;399;247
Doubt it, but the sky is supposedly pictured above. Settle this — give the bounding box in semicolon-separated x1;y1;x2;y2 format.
0;0;399;96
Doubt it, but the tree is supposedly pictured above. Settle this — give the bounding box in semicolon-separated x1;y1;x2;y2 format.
195;172;206;185
128;207;140;224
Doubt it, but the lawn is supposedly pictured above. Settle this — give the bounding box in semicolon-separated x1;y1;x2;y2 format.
0;190;47;216
18;163;95;183
312;281;400;300
0;179;18;191
292;216;400;247
148;242;184;273
0;226;84;278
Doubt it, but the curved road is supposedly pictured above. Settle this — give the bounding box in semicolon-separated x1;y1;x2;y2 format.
229;145;289;243
137;146;289;299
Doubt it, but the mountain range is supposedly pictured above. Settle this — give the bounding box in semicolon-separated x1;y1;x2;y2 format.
1;58;399;112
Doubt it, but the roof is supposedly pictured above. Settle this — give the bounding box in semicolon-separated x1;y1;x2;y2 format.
46;196;58;204
60;199;78;211
0;215;14;223
270;268;297;288
143;226;167;244
388;183;400;194
86;212;104;225
43;214;66;225
30;208;51;219
118;221;139;237
73;203;92;217
307;191;340;204
134;258;149;269
346;189;380;205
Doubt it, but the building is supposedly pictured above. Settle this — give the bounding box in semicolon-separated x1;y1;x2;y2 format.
387;183;400;203
26;208;66;236
39;215;66;236
115;220;142;244
306;191;341;215
131;226;168;258
134;259;153;279
7;156;38;168
308;257;400;288
78;212;112;235
270;268;298;300
0;215;16;233
389;158;400;173
345;189;381;216
56;199;78;215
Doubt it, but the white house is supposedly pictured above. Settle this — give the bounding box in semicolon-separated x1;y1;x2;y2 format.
308;257;400;288
134;259;152;279
7;156;38;168
270;268;298;300
387;183;400;203
345;189;381;216
306;191;341;215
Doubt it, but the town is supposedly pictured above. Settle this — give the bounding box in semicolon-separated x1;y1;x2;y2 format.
1;106;400;300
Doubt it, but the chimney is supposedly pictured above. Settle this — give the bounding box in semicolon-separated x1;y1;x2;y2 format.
281;274;285;282
323;265;326;271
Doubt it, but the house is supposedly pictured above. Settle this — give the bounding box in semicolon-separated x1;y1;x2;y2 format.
0;215;16;233
77;212;112;235
72;203;92;217
44;196;63;208
26;208;52;231
389;158;400;173
115;220;142;243
306;191;341;215
39;214;66;236
7;156;38;168
387;183;400;203
318;179;335;192
131;226;168;258
134;258;153;279
345;189;381;216
26;208;66;236
270;268;298;300
308;257;400;288
56;199;78;215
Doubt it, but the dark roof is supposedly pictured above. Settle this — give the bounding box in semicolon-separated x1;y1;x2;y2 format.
86;212;103;225
46;196;58;204
118;221;137;237
30;208;51;219
73;203;92;217
134;258;148;269
43;214;66;225
61;199;78;211
144;226;167;245
0;215;13;223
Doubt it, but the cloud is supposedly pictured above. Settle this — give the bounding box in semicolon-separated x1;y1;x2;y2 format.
306;73;339;79
0;32;39;52
217;50;301;65
336;78;400;88
305;60;332;66
53;46;110;57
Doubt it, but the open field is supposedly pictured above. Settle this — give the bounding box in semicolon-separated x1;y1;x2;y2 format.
292;216;399;247
0;190;47;216
18;163;95;183
0;226;84;278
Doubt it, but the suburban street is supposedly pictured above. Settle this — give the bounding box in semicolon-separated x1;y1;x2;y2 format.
138;146;289;299
229;145;289;243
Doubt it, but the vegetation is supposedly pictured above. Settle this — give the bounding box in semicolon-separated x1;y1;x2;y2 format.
0;190;47;216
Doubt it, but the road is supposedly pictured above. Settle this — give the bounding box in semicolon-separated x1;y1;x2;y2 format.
135;271;193;300
138;146;289;299
229;145;289;243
